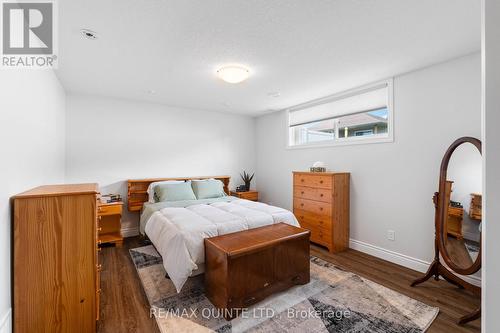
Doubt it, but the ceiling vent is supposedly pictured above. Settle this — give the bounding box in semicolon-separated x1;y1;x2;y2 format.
80;29;98;40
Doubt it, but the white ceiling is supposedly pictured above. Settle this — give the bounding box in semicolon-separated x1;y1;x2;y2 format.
57;0;480;116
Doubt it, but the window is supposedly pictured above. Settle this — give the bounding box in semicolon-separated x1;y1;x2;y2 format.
288;80;393;147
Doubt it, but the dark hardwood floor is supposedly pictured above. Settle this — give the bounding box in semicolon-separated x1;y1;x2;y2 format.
97;237;480;333
97;237;160;333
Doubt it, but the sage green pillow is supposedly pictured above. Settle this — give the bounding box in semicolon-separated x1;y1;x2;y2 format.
191;179;226;199
154;181;196;202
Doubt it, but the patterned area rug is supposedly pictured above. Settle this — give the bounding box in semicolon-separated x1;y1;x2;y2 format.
465;240;480;263
130;245;439;333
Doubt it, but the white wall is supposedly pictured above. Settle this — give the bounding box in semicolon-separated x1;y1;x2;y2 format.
0;70;66;331
255;53;481;271
65;95;256;234
482;0;500;331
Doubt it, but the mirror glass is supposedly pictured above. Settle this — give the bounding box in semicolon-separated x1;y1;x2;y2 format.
442;142;482;270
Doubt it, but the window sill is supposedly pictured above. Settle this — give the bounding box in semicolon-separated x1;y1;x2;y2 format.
286;135;394;150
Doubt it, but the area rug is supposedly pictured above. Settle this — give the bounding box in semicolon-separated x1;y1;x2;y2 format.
465;240;480;263
130;245;439;333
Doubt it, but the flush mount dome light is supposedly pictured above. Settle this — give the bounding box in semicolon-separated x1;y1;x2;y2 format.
216;65;250;84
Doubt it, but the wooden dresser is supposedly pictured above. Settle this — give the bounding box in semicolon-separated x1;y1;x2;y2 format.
12;184;101;333
293;171;350;253
469;193;482;220
443;180;464;240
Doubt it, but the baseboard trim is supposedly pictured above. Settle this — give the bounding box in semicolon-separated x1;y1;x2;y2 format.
122;226;140;238
349;239;430;273
0;308;11;333
349;238;481;287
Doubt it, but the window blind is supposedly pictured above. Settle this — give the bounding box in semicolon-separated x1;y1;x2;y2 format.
289;83;389;127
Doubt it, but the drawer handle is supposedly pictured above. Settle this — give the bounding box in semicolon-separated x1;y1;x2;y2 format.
243;297;256;306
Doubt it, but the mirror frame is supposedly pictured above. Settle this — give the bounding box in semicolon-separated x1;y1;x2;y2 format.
438;136;482;275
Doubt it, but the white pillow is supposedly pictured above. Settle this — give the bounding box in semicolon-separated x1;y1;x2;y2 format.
147;180;185;203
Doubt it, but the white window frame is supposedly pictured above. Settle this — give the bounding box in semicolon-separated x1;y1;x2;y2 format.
286;78;394;149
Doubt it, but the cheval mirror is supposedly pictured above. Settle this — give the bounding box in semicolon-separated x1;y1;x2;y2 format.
411;137;482;325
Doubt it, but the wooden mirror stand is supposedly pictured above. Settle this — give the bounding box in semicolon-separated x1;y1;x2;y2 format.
411;137;481;325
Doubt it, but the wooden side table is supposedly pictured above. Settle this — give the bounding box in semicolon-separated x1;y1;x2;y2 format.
98;201;124;247
229;190;258;201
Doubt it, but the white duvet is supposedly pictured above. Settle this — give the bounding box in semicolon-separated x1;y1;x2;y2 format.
144;199;299;292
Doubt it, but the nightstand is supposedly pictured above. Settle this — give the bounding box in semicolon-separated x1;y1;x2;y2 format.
98;201;124;247
229;190;259;201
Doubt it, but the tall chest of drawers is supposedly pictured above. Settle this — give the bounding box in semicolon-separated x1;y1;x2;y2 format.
12;184;100;333
293;172;350;253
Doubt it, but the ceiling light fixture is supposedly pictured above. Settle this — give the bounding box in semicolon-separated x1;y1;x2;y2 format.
80;29;98;40
216;65;250;84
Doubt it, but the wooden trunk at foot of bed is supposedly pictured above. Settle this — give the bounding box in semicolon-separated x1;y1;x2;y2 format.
127;176;231;212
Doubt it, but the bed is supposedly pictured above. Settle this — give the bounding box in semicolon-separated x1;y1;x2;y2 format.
127;176;299;292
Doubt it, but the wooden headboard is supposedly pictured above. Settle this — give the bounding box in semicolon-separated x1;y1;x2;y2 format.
127;176;231;212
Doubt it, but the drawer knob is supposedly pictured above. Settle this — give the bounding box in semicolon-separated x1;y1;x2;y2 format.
301;179;304;182
301;191;304;195
320;194;324;197
319;180;324;184
319;207;323;211
301;203;304;206
319;221;323;225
